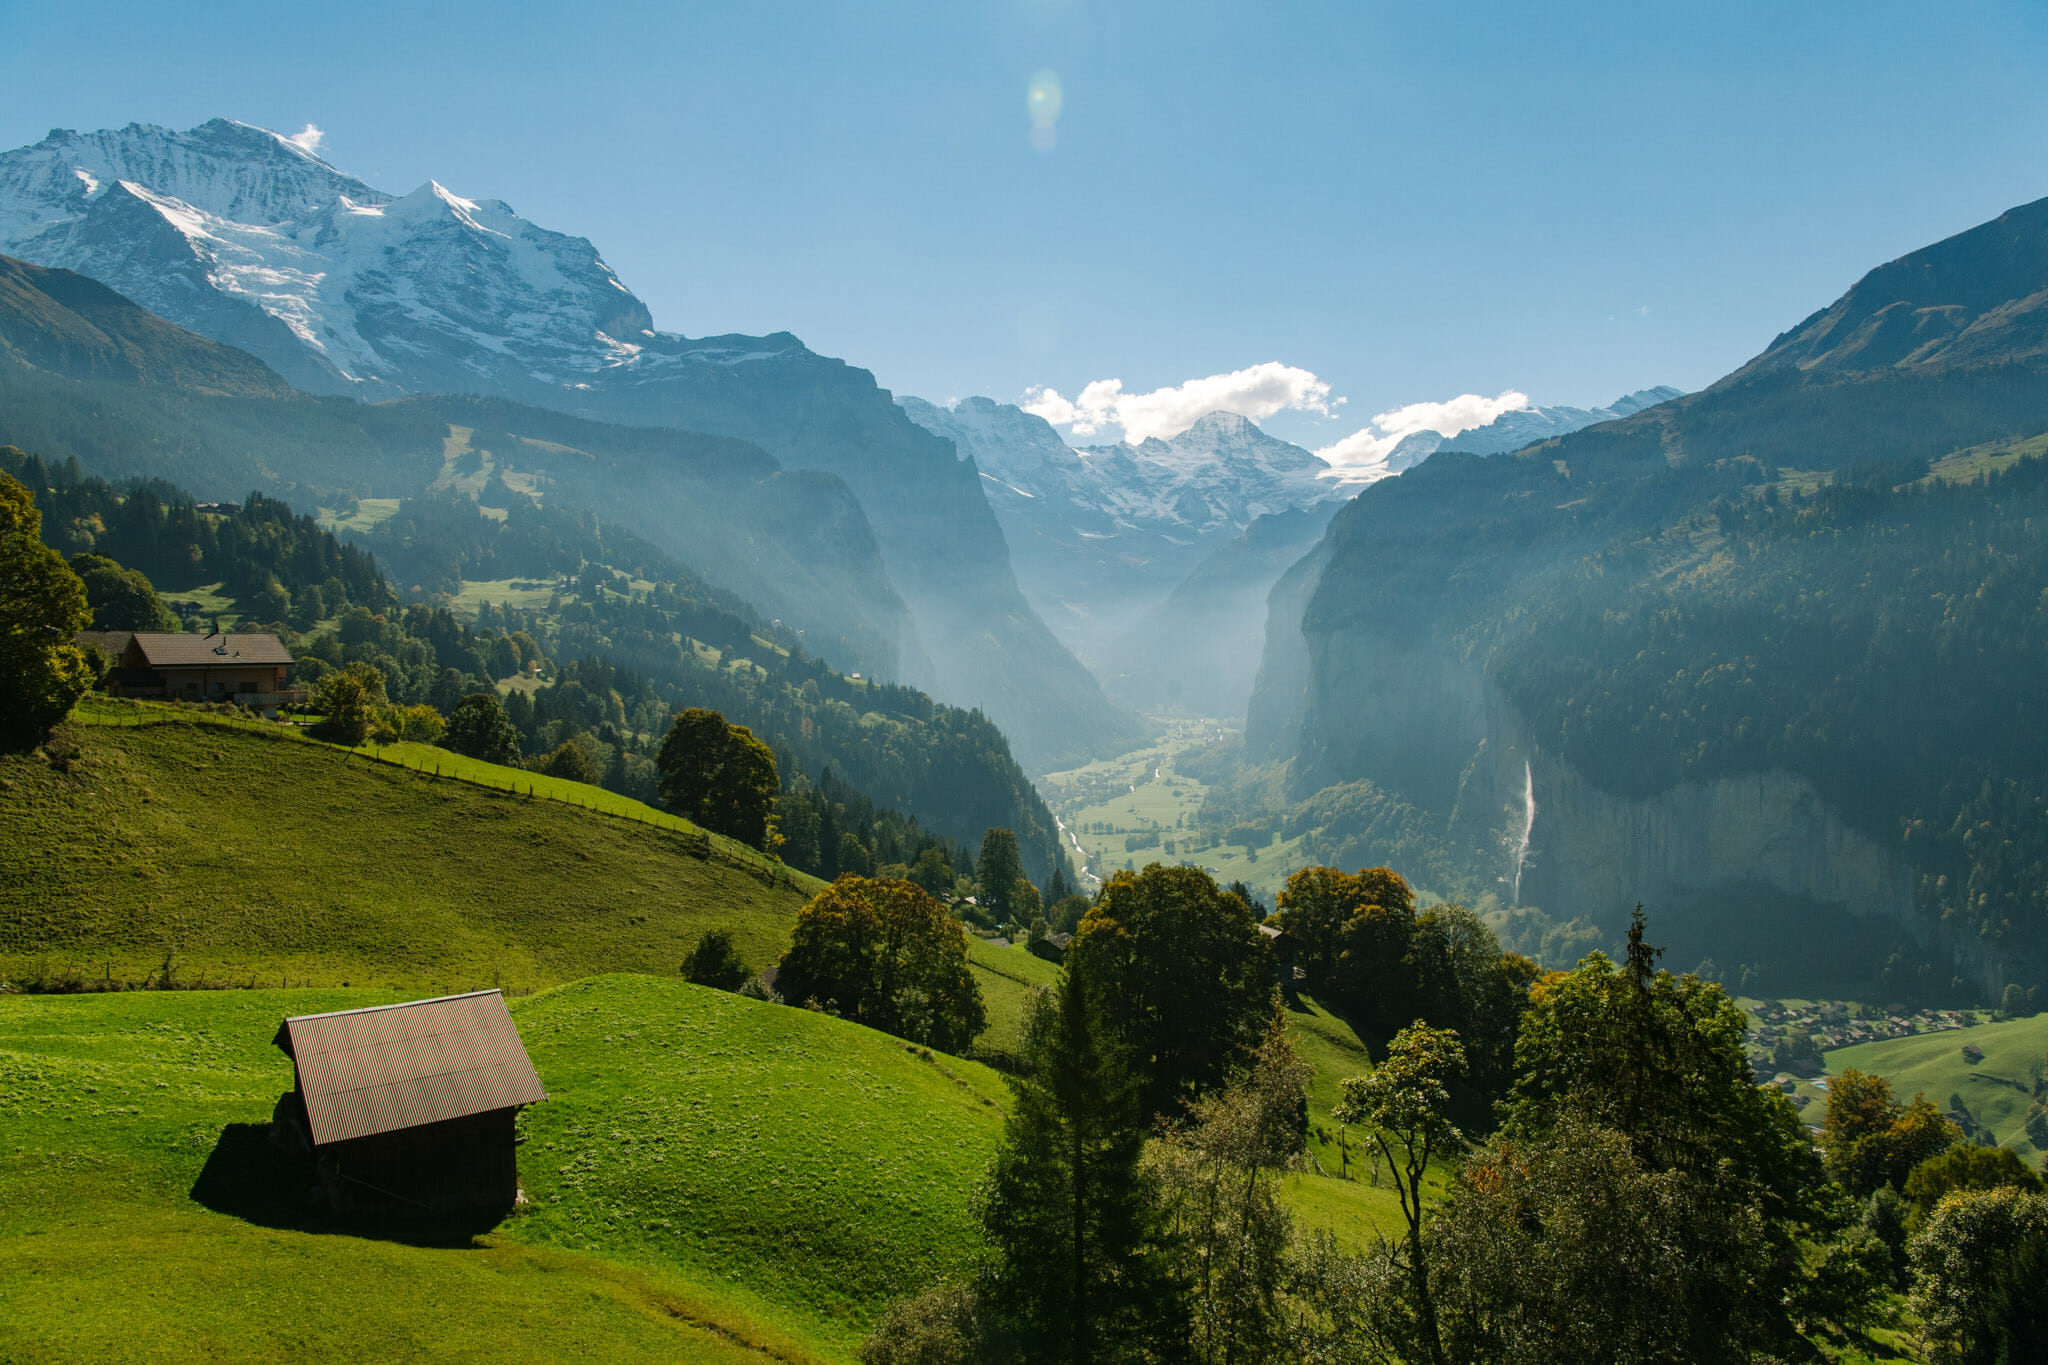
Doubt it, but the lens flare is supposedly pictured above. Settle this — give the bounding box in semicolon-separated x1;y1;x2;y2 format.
1026;69;1063;150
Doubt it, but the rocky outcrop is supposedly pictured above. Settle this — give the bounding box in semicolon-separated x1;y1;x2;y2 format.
1518;763;1919;932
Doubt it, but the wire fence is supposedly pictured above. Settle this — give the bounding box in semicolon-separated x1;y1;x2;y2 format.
72;701;808;890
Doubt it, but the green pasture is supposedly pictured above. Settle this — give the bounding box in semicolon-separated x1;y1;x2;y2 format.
1813;1012;2048;1161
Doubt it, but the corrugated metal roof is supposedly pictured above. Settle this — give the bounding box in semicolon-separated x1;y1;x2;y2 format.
275;990;546;1146
131;631;294;667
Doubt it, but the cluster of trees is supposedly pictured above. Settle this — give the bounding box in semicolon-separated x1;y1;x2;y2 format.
1;450;393;626
1272;865;1538;1087
855;898;2048;1363
437;501;1069;886
775;767;975;892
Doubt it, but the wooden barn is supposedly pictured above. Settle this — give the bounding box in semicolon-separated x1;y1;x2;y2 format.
270;990;547;1211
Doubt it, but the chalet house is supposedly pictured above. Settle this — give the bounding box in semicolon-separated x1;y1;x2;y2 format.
269;990;547;1211
1259;922;1304;980
102;631;297;712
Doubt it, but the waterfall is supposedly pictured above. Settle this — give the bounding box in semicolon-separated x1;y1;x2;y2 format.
1510;759;1536;905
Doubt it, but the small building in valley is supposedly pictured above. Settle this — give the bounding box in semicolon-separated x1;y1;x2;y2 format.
102;631;297;712
270;990;547;1211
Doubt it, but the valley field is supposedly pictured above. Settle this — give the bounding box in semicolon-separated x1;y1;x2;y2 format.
1041;717;1308;901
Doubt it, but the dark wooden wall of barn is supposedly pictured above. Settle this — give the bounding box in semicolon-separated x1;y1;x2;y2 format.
319;1107;521;1210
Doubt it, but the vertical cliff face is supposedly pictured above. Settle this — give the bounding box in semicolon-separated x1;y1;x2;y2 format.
1516;763;1919;930
1281;609;1926;972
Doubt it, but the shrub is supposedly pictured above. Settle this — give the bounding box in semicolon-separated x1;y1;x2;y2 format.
682;930;753;992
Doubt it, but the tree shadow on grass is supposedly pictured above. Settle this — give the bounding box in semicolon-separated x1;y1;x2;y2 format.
190;1123;508;1248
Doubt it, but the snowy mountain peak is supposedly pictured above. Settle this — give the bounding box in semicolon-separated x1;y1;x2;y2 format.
0;119;665;400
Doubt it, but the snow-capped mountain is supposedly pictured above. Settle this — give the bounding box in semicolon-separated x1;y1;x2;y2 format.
906;397;1356;538
1378;386;1685;473
0;118;1141;769
902;384;1684;707
0;121;653;399
901;395;1354;671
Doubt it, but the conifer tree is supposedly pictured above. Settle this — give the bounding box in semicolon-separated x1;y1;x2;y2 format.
979;971;1184;1363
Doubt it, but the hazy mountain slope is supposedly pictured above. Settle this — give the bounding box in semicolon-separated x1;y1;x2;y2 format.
0;120;1135;768
575;348;1144;768
0;263;907;673
1248;194;2048;996
1730;194;2048;377
0;253;290;396
901;396;1349;688
1105;502;1342;718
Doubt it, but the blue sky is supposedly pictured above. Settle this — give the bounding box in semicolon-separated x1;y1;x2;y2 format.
4;0;2048;454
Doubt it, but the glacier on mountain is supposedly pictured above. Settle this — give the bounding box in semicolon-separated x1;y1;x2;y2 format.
0;120;653;400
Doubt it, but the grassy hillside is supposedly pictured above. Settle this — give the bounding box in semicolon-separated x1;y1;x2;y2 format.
1813;1013;2048;1163
0;706;1049;1052
512;975;1009;1353
0;977;1013;1362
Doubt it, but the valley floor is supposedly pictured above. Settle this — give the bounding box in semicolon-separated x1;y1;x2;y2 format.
1040;717;1308;902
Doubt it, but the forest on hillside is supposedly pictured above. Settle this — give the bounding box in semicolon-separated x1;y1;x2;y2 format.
0;448;1070;887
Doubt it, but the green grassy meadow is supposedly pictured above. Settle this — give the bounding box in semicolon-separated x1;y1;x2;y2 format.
0;978;1010;1362
1811;1013;2048;1161
0;707;1054;1052
0;708;1414;1358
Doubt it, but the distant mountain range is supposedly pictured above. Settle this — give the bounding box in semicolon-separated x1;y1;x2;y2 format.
0;120;1139;768
1380;386;1684;472
1247;192;2048;996
902;386;1683;714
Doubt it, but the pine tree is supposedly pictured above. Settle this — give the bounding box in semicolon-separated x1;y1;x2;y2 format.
977;827;1025;923
979;971;1184;1363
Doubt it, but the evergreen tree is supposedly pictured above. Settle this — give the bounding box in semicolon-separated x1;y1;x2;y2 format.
979;970;1184;1362
977;827;1025;923
441;692;523;765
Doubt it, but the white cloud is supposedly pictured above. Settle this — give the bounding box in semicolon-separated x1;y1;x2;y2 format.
1314;389;1531;478
1021;361;1335;443
284;124;326;155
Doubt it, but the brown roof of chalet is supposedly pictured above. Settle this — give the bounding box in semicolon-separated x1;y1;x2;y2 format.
274;990;546;1147
131;631;293;667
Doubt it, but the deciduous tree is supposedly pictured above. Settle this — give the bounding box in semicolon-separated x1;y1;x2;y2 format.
68;553;175;630
1068;864;1269;1118
0;472;92;748
1334;1022;1466;1365
656;706;780;849
777;875;985;1052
